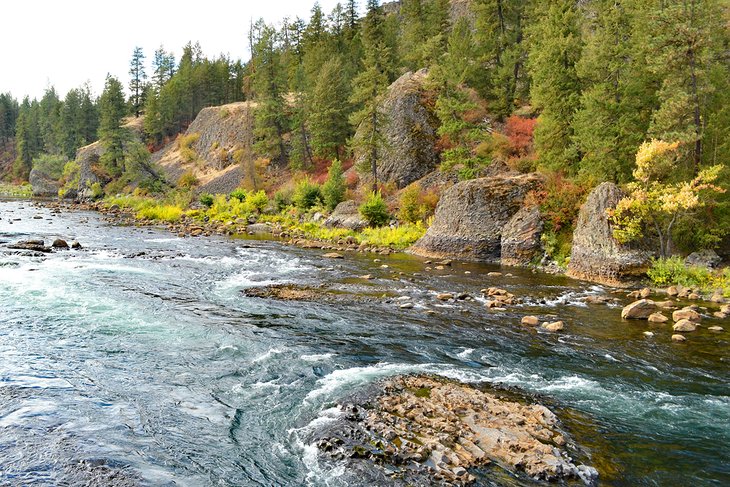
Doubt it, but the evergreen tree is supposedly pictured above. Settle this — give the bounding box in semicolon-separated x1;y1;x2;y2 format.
152;46;176;90
98;75;128;177
527;0;582;172
350;0;391;190
309;57;351;159
129;47;147;117
0;93;19;144
251;21;289;165
39;87;63;155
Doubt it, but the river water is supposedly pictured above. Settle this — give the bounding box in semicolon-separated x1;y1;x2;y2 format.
0;199;728;486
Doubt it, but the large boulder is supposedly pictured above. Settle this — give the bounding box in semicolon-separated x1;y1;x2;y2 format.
685;249;721;269
567;182;652;286
324;200;368;232
354;69;439;189
29;168;61;197
73;142;105;199
410;173;543;261
501;206;543;266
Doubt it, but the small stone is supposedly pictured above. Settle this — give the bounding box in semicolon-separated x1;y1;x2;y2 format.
464;271;471;275
487;272;502;277
621;299;657;320
672;334;687;342
437;260;452;266
51;238;69;249
541;321;564;332
673;319;697;332
655;300;676;309
667;286;679;297
435;265;445;270
456;293;469;300
323;252;343;259
688;293;701;300
708;326;724;332
381;264;389;269
713;311;727;319
639;287;651;298
359;274;373;280
436;293;454;301
643;331;655;337
400;303;414;309
710;293;725;303
521;316;540;326
647;312;668;323
71;241;82;249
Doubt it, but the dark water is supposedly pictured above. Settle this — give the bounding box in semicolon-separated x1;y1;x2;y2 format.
0;199;728;486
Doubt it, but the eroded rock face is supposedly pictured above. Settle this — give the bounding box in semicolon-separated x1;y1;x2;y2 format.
354;69;439;189
501;205;543;266
567;182;652;286
29;168;61;197
324;200;368;232
310;375;598;486
411;173;543;261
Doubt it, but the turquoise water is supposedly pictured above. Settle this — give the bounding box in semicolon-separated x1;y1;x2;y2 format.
0;199;728;486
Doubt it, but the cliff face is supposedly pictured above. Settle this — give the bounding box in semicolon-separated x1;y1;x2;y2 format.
155;101;255;195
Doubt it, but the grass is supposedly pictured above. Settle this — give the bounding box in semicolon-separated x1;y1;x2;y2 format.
104;195;185;223
0;183;33;197
137;205;183;222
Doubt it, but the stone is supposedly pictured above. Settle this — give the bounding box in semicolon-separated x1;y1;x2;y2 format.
685;249;722;269
51;238;69;249
688;293;701;300
710;293;725;304
359;274;373;280
667;286;679;297
673;320;698;332
29;168;61;197
672;308;701;323
643;331;655;337
708;326;724;332
323;200;368;232
410;173;543;261
567;183;652;286
7;240;50;253
722;304;730;314
436;293;454;301
640;287;651;298
246;223;272;235
583;295;610;305
500;205;543;266
323;252;344;259
655;300;677;309
352;70;439;189
71;241;82;249
541;321;564;332
671;334;687;342
621;299;657;320
400;303;415;309
521;316;540;326
648;313;668;323
487;272;502;277
713;312;727;319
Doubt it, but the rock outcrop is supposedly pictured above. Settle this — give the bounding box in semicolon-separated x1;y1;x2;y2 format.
354;70;439;189
324;200;368;231
73;142;105;199
29;168;61;197
685;249;722;269
500;205;543;266
567;182;652;286
410;173;543;261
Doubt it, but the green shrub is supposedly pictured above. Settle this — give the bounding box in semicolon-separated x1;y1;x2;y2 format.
199;193;214;208
292;178;323;210
32;154;67;179
361;222;427;248
246;190;269;213
178;170;199;188
322;159;346;211
647;257;713;289
136;204;183;222
360;191;390;227
58;161;81;198
230;188;247;202
274;189;292;211
89;182;104;199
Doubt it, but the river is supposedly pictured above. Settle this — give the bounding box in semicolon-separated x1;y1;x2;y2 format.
0;199;728;486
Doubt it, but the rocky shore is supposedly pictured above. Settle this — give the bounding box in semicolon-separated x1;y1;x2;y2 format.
307;375;598;486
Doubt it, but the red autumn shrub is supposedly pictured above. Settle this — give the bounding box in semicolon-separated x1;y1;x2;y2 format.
505;116;537;157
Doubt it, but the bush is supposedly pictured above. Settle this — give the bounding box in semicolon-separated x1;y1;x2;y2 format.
273;189;292;211
361;222;427;249
199;193;214;208
58;161;81;198
89;182;104;200
246;190;269;213
360;191;390;227
178;132;200;163
136;204;183;222
505;115;537;156
292;178;323;210
647;257;712;289
397;183;438;224
230;188;247;202
32;154;67;179
322;159;346;211
178;170;199;188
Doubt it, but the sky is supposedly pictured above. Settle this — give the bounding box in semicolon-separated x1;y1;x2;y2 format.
1;0;348;100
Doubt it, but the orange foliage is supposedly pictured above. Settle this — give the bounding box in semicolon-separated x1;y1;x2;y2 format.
505;116;537;157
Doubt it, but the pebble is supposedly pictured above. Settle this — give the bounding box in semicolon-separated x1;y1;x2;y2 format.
708;326;724;332
541;321;564;332
643;331;655;337
400;303;414;309
671;334;687;342
521;316;540;326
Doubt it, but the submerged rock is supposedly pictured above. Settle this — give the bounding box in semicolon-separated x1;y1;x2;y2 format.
647;312;669;323
411;173;542;261
310;375;597;486
567;183;652;286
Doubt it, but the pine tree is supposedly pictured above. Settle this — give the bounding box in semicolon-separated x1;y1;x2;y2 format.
98;75;128;177
571;0;647;183
0;93;19;144
152;46;176;90
309;57;351;159
527;0;582;172
129;47;147;117
350;0;391;191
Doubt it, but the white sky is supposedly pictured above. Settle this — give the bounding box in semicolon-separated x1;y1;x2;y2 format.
1;0;349;100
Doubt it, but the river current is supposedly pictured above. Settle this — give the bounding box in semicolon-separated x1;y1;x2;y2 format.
0;199;728;486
